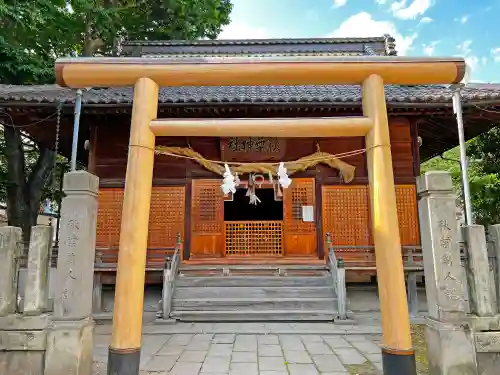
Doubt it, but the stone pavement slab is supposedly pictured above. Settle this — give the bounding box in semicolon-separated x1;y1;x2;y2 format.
93;322;385;374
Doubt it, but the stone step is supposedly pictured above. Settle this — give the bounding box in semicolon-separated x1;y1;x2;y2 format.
170;309;337;321
172;297;336;311
180;264;328;271
176;276;331;287
179;264;329;277
174;286;334;299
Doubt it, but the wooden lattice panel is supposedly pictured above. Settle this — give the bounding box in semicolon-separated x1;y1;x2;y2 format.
224;221;283;256
322;185;372;249
395;185;420;245
191;180;224;234
148;186;185;249
284;178;316;234
96;186;186;256
96;188;124;249
284;178;317;256
190;179;224;258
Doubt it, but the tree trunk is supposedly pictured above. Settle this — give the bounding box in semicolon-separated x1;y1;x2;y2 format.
4;126;55;243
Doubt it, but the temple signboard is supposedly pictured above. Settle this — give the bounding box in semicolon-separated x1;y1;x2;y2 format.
220;137;286;162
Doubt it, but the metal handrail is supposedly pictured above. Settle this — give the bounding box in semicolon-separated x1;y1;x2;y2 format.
160;233;182;320
326;233;347;320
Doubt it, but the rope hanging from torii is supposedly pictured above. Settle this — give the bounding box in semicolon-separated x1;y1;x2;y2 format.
154;145;357;183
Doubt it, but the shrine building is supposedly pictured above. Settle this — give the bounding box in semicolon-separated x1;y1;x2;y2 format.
2;36;500;294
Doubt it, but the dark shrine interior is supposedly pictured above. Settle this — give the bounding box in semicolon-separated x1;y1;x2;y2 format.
224;188;283;221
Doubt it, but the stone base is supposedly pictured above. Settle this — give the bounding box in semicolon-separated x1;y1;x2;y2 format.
467;315;500;332
0;351;45;375
44;318;94;375
474;331;500;375
425;318;478;375
477;353;500;375
0;313;50;375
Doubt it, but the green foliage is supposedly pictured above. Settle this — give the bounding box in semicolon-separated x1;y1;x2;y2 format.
467;127;500;226
421;127;500;227
0;0;232;83
0;0;232;238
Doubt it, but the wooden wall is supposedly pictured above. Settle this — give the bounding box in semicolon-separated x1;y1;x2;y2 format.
93;116;419;261
93;117;416;185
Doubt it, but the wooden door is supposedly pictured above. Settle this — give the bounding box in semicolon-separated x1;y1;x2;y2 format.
283;178;317;256
190;179;224;258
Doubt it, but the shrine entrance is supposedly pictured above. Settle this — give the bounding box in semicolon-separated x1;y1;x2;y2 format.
224;184;284;257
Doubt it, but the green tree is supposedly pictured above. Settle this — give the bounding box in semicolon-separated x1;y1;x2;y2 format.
467;127;500;226
421;128;500;227
0;0;232;241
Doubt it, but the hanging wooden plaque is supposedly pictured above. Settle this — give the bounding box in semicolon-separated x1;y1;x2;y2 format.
220;137;286;162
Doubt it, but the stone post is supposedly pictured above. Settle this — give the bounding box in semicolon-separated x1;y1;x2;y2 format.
489;224;500;313
0;227;22;316
417;171;478;375
462;225;497;317
44;171;99;375
23;226;52;315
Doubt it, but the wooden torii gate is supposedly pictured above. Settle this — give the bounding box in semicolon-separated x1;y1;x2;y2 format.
55;55;466;375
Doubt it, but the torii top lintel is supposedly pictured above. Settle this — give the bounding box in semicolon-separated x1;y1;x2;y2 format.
54;55;466;88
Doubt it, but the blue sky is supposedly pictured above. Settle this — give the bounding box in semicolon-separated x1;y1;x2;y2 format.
218;0;499;82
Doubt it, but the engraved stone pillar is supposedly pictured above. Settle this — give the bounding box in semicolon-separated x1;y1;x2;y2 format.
0;227;22;316
489;224;500;313
462;225;497;317
23;226;52;315
417;171;478;375
45;171;98;375
53;171;99;319
417;171;467;321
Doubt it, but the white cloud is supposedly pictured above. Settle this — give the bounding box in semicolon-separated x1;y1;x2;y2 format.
375;0;387;4
466;56;479;71
457;40;472;55
328;12;416;55
418;16;433;24
333;0;347;8
218;23;271;39
422;40;439;56
456;40;480;72
390;0;433;20
455;15;469;24
492;48;500;62
481;57;488;66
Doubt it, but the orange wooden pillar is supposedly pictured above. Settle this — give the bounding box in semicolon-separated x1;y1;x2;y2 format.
362;74;416;374
108;77;159;375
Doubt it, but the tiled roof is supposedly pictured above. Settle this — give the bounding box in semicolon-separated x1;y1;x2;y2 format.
122;37;390;46
1;84;500;106
122;36;395;57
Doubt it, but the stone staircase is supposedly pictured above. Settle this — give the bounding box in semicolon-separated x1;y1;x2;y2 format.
170;264;338;321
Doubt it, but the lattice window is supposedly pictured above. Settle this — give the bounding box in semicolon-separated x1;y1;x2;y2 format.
285;178;316;234
191;180;223;234
96;186;186;252
225;221;283;256
396;185;419;245
96;188;124;249
322;185;372;249
148;186;185;249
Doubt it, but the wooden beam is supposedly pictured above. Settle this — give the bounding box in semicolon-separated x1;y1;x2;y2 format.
362;74;416;373
55;56;466;88
150;117;373;137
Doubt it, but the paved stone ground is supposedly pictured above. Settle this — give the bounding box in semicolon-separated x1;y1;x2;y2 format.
92;286;428;374
93;322;384;375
